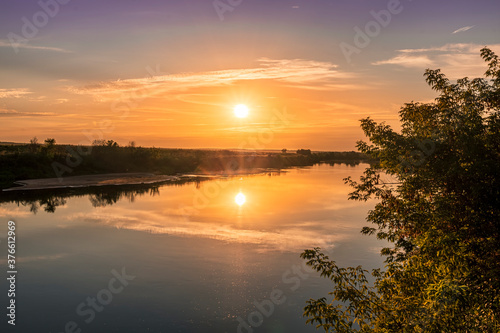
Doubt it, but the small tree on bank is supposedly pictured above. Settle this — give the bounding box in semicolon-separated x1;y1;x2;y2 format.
301;47;500;332
42;138;57;158
29;137;39;153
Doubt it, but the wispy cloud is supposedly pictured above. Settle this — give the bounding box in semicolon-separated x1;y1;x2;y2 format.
68;211;338;252
67;58;357;102
52;98;69;104
0;88;32;99
372;55;435;68
0;253;69;265
0;108;57;117
452;25;475;34
0;206;32;218
372;43;500;78
0;40;72;53
397;43;481;53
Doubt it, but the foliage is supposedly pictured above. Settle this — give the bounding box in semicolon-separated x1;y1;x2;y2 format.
28;137;39;153
44;138;56;146
0;140;368;189
301;47;500;332
297;148;312;155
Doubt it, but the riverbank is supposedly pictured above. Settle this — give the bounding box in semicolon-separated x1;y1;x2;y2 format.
1;168;287;192
0;142;371;190
2;173;181;191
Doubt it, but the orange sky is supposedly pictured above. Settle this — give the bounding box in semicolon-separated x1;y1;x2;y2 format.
1;1;499;150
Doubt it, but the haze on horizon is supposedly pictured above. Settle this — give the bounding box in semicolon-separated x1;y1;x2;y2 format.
1;0;499;150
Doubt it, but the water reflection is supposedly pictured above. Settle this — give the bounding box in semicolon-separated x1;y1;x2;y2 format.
0;164;377;253
0;163;384;333
0;163;360;215
1;182;176;214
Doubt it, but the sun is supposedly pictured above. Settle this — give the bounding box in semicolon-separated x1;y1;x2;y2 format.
235;192;246;206
234;104;249;118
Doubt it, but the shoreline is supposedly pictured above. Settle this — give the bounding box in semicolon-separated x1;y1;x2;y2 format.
1;169;287;192
2;173;181;192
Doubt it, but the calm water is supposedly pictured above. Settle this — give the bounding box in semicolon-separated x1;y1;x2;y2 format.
0;163;385;333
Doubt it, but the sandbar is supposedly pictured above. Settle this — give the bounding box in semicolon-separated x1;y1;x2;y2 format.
2;173;181;192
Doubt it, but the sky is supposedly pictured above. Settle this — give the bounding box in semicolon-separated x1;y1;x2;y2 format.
1;0;499;150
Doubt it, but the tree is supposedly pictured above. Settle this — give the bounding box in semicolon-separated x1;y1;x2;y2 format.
282;148;287;154
297;149;312;155
44;138;56;146
91;139;119;148
301;47;500;332
106;139;119;147
42;138;57;158
29;136;39;153
92;139;107;146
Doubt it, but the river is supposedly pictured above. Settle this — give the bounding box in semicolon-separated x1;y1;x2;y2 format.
0;163;385;333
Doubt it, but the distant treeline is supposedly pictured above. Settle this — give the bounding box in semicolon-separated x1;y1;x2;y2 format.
0;138;371;189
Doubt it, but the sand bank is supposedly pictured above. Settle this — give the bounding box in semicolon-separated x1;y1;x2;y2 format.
2;173;181;192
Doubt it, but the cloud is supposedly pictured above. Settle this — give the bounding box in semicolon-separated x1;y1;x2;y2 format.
0;108;57;117
0;206;32;218
452;25;475;34
372;43;500;78
68;210;340;252
0;253;68;265
372;55;435;68
397;43;483;54
52;98;69;104
0;40;72;53
0;88;32;99
66;58;357;102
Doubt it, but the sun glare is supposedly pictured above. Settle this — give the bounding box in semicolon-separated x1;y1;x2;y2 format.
235;192;246;206
234;104;249;118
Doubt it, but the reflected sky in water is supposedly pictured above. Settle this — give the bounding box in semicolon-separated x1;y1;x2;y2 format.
0;164;386;333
